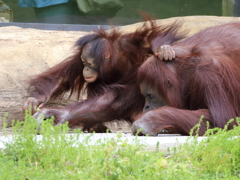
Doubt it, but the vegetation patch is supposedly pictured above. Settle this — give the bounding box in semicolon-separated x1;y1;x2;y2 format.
0;112;239;179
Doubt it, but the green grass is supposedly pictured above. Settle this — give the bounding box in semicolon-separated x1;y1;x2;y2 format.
0;112;239;180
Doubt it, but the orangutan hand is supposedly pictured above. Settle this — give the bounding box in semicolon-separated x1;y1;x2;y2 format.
33;107;69;124
22;97;47;115
155;45;175;60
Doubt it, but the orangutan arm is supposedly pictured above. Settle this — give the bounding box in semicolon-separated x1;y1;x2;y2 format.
33;90;123;131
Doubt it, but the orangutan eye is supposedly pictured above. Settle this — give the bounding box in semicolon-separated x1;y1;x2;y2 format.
81;57;85;62
81;57;91;67
147;94;154;99
167;79;172;88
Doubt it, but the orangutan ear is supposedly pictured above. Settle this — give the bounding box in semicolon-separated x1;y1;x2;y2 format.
105;52;110;60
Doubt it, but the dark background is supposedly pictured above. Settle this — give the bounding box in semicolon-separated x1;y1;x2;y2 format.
3;0;222;25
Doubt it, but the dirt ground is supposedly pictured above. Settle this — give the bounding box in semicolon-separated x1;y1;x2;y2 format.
1;16;240;133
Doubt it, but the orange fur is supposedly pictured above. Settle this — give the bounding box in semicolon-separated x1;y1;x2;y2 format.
136;22;240;135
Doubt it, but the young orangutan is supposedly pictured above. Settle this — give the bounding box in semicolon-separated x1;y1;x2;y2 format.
23;21;181;132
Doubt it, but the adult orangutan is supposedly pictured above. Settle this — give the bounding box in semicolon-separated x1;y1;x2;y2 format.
22;22;179;132
132;22;240;136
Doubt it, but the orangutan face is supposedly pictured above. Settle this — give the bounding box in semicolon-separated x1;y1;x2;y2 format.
81;44;99;83
140;82;166;112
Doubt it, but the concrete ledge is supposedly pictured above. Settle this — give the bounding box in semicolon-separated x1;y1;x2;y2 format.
0;133;206;152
